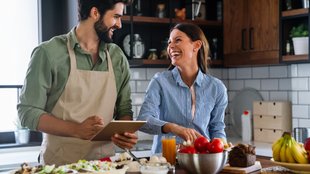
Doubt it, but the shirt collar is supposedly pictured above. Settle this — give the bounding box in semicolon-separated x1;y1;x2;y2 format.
68;27;79;50
68;27;107;62
171;67;203;87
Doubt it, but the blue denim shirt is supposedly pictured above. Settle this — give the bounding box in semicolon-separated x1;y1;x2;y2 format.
137;67;228;154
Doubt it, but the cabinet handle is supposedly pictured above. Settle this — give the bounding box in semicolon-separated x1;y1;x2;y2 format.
242;29;247;50
249;27;254;50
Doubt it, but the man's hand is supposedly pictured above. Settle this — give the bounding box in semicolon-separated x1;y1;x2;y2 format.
76;115;104;140
111;132;138;149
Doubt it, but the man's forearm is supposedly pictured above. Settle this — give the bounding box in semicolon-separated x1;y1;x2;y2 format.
37;113;79;138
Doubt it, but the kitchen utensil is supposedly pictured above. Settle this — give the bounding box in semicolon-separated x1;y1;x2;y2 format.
140;163;169;174
294;127;309;143
192;0;202;20
230;88;263;138
125;148;142;165
177;151;228;174
222;161;262;174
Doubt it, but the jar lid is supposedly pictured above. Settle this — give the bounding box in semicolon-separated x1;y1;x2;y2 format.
149;48;157;51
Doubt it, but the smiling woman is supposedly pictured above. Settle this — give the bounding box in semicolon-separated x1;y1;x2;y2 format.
0;0;39;132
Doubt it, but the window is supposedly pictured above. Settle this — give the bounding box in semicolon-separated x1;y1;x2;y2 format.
0;0;39;132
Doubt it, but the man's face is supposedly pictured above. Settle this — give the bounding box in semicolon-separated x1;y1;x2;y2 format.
94;3;124;43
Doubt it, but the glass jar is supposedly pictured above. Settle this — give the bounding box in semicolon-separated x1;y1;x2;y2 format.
148;49;158;60
156;3;166;18
133;34;145;59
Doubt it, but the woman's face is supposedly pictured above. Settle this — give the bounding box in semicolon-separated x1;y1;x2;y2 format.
167;29;199;68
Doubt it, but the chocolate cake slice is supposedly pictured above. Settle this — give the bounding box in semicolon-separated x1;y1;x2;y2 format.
228;144;256;167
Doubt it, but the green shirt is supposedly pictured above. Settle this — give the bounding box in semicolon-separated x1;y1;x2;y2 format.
17;28;133;130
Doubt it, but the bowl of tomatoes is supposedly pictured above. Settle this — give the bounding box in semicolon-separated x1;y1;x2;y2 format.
177;137;228;174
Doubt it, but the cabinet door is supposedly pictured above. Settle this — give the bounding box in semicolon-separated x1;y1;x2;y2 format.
223;0;279;66
223;0;248;55
248;0;279;52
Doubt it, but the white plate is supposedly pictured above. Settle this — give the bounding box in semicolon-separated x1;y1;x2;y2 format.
230;88;263;137
271;158;310;173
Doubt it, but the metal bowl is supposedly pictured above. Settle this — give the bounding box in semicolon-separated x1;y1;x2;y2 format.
177;151;228;174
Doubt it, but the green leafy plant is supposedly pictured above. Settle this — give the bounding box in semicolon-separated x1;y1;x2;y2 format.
290;24;309;38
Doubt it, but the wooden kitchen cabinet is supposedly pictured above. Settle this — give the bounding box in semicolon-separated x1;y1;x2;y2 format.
113;0;224;68
223;0;280;67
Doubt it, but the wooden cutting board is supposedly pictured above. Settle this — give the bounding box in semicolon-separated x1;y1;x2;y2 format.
221;161;262;174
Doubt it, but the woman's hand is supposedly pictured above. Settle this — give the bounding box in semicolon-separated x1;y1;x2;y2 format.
111;132;138;149
77;115;104;140
163;123;202;143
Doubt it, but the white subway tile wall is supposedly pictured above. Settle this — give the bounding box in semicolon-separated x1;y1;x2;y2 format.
236;68;252;79
130;64;310;140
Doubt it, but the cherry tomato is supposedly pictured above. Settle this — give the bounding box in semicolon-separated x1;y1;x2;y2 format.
209;138;224;153
178;146;197;154
194;136;209;153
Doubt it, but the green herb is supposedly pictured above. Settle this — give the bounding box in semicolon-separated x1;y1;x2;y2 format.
290;24;309;38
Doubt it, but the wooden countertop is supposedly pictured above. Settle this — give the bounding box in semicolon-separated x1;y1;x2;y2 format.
172;156;293;174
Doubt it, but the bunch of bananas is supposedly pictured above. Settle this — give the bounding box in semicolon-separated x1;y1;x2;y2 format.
272;132;308;164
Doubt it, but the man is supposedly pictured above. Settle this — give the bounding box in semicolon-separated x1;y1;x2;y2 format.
17;0;136;165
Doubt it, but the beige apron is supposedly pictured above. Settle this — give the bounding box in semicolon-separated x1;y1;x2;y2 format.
40;34;117;166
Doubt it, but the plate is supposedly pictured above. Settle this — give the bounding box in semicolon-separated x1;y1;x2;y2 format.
230;88;263;137
271;158;310;173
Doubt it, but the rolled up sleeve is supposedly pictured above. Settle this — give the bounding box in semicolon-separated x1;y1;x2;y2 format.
17;47;52;130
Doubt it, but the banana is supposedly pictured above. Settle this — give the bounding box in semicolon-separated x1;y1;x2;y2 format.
290;137;309;164
272;137;284;151
272;136;284;162
280;137;287;162
285;138;296;163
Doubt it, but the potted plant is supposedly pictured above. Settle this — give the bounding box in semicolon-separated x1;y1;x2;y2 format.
290;24;309;55
14;117;30;144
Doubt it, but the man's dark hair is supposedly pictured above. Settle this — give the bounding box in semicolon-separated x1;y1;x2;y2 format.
78;0;133;21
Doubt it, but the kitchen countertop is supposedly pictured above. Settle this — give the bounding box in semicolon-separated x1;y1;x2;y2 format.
0;139;272;172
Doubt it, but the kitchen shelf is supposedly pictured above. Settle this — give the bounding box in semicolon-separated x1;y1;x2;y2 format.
128;59;223;68
128;59;170;68
122;16;222;27
282;54;308;61
280;6;309;63
282;8;309;18
118;0;224;68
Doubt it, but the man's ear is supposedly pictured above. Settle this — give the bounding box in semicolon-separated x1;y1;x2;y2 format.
90;7;100;21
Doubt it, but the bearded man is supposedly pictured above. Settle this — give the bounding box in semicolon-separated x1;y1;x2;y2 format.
17;0;136;166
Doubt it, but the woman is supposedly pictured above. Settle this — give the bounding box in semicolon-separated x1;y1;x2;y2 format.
137;23;228;153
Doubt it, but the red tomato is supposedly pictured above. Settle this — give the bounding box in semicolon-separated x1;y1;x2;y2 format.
178;146;197;154
194;136;209;153
209;138;224;153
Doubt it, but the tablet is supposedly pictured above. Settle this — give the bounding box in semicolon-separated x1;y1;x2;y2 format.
91;120;147;141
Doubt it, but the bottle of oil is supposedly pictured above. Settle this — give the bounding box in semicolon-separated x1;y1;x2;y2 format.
286;40;291;55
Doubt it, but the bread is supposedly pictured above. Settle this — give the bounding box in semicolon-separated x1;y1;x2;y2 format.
228;144;256;167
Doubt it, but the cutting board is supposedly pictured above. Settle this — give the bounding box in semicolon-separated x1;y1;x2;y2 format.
221;161;262;174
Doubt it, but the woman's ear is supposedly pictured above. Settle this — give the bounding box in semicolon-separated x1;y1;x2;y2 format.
194;40;202;52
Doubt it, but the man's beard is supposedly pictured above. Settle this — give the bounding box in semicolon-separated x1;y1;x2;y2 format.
94;19;114;43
